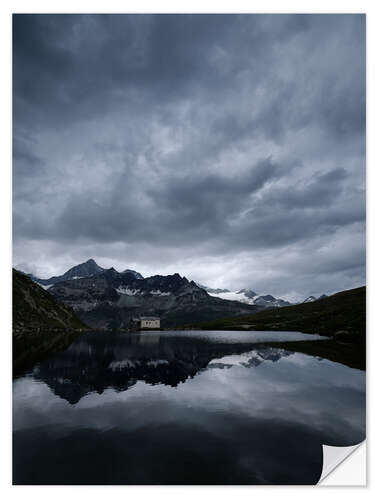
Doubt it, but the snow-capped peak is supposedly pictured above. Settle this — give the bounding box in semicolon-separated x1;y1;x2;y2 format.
302;295;316;303
201;285;292;308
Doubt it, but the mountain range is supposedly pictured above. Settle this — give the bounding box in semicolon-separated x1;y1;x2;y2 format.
13;262;366;373
199;285;330;307
19;259;260;329
17;259;330;330
199;285;293;308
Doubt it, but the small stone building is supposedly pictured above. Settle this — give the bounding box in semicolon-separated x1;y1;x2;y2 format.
131;316;160;330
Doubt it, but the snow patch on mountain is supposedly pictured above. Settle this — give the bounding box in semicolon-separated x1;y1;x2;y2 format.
115;287;142;296
109;360;139;370
204;286;292;307
146;359;169;367
208;290;256;304
197;284;230;294
40;284;53;290
149;290;171;296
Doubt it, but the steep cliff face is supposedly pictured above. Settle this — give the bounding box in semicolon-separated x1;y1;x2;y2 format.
13;269;87;332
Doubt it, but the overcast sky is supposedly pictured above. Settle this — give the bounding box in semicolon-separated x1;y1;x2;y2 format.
13;14;365;301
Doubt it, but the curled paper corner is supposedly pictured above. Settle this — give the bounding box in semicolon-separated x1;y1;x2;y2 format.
318;440;366;485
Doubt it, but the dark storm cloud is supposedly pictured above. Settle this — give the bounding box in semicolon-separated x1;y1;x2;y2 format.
14;156;279;243
13;14;365;298
13;14;240;129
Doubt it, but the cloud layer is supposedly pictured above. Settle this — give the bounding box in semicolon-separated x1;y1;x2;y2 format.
13;14;366;299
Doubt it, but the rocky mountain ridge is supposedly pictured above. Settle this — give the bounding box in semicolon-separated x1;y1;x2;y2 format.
22;260;259;329
202;286;293;308
201;284;330;308
20;259;331;330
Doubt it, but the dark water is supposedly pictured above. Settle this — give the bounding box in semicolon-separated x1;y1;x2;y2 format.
13;330;365;485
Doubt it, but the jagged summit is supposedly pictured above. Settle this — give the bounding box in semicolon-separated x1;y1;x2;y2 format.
64;259;104;277
25;258;104;287
21;260;145;287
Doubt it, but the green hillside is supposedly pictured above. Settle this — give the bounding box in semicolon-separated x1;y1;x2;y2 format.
195;286;365;339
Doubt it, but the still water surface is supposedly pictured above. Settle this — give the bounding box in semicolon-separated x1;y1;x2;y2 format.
13;330;365;485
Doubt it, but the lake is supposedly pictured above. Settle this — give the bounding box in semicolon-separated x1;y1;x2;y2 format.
13;330;365;485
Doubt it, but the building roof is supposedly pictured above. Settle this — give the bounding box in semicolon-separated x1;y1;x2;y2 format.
139;316;160;321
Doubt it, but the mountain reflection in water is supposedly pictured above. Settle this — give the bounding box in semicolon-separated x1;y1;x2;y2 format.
13;330;365;485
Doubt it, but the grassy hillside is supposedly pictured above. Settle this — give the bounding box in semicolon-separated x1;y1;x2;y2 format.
13;269;87;333
194;286;365;339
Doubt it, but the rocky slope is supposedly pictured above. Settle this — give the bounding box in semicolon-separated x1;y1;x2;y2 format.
13;269;87;333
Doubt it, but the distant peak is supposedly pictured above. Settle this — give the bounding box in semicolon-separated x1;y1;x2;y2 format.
302;295;316;303
122;269;144;279
74;258;102;270
238;288;257;299
260;294;276;301
198;284;231;294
